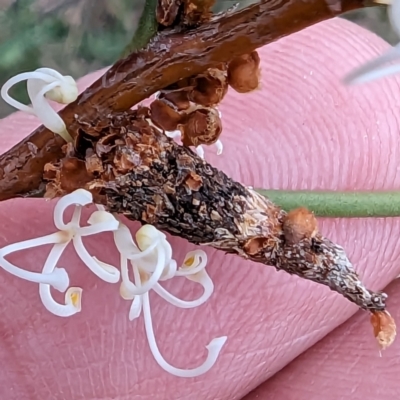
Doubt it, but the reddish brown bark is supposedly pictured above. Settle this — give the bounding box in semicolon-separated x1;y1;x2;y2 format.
43;109;389;314
0;0;366;201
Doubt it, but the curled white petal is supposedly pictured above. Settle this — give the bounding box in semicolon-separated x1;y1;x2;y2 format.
40;285;82;317
142;290;227;377
159;259;177;281
128;263;143;319
138;238;172;275
79;210;119;236
176;250;208;277
114;224;165;293
34;67;77;105
86;210;116;226
153;269;214;308
114;222;172;291
65;287;83;310
129;295;143;321
30;80;69;136
70;205;82;226
120;255;134;292
215;140;223;155
120;281;135;300
114;223;160;260
0;232;70;291
136;225;163;252
40;270;82;317
39;243;80;317
92;257;120;276
1;71;56;114
53;189;93;230
34;67;66;81
127;246;166;295
1;68;76;142
45;78;78;104
196;145;205;159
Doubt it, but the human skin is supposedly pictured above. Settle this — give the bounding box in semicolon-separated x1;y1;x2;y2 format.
0;17;400;400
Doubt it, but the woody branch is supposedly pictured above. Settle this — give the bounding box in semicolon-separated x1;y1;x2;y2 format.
0;0;395;348
43;109;387;314
0;0;366;201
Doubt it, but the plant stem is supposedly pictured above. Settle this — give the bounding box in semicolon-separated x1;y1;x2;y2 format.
0;0;367;202
44;109;389;313
121;0;159;57
257;189;400;218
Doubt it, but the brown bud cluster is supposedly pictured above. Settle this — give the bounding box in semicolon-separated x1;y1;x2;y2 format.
227;51;261;93
148;66;226;150
147;50;262;151
180;107;222;147
150;99;183;131
370;310;396;351
189;67;228;107
158;90;191;111
282;207;318;245
44;108;169;200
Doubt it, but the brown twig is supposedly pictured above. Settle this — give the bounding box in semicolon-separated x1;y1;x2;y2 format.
0;0;366;201
44;110;388;314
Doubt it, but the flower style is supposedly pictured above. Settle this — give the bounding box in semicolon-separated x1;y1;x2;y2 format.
343;0;400;85
0;189;226;377
0;189;120;317
165;122;223;159
1;67;78;142
113;222;227;378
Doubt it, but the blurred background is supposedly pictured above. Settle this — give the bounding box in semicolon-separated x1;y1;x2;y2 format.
0;0;397;118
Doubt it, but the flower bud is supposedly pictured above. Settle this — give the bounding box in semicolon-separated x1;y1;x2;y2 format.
188;68;228;107
227;51;261;93
370;310;396;350
150;99;183;132
179;107;222;147
282;207;318;245
158;90;191;111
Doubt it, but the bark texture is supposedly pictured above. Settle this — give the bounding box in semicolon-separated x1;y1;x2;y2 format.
0;0;366;201
44;110;388;313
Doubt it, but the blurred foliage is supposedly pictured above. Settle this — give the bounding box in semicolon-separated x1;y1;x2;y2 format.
0;0;146;117
342;6;398;45
0;0;397;118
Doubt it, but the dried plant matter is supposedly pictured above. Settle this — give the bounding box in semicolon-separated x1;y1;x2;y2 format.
371;310;397;350
227;52;261;93
0;0;366;201
43;110;388;313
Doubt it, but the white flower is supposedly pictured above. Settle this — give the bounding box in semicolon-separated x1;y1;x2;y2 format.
0;189;120;317
1;67;78;142
343;0;400;85
0;189;227;377
113;223;227;378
